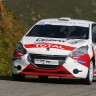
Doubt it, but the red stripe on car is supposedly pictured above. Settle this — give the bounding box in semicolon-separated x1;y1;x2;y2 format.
24;43;76;51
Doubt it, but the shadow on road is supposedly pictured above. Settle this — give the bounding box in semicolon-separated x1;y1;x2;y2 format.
0;76;12;80
25;78;83;85
0;76;96;85
24;77;96;85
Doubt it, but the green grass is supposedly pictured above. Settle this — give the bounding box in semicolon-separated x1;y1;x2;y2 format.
0;5;28;76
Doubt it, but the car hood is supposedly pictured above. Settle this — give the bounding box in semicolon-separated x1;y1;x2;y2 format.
21;36;89;55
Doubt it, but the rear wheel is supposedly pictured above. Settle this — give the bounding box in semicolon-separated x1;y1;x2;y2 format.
84;60;94;85
12;74;25;81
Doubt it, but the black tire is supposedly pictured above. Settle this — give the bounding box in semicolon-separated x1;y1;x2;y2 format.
84;60;94;85
12;74;25;81
38;76;48;80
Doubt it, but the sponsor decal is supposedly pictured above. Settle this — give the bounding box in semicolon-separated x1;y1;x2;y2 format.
34;59;59;65
77;60;86;64
36;38;69;43
13;56;22;60
24;43;76;51
68;40;84;44
39;22;45;25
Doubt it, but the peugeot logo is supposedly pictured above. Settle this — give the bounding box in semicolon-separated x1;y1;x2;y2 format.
46;48;50;51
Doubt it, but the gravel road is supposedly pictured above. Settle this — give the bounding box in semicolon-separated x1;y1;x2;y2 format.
0;76;96;96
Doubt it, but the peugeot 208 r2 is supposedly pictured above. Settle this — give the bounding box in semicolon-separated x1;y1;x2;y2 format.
12;17;96;84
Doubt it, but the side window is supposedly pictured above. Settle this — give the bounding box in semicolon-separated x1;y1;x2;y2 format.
92;24;96;43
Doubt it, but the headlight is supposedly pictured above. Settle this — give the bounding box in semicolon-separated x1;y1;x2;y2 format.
16;42;27;54
69;45;88;57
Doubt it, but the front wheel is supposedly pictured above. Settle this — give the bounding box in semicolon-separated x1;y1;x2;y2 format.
84;60;94;85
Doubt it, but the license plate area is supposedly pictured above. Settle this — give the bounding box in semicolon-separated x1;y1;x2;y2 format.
34;59;59;65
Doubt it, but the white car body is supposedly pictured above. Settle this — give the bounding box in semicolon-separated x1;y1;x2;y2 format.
12;17;96;84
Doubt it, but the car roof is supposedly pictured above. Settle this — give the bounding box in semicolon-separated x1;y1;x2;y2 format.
36;17;95;27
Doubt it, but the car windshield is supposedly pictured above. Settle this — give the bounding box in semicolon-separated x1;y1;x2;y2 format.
26;25;89;39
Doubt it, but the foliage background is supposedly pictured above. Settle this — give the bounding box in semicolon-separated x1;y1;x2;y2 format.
0;5;28;75
4;0;96;26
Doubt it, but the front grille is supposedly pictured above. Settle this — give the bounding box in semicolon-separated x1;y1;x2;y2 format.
28;54;67;69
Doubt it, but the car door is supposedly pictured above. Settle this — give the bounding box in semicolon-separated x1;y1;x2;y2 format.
92;24;96;74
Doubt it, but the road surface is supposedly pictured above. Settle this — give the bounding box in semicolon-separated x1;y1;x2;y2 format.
0;76;96;96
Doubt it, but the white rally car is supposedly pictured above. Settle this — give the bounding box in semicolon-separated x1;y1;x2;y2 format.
12;17;96;84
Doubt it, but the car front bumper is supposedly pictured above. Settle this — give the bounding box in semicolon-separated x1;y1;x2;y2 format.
13;52;90;79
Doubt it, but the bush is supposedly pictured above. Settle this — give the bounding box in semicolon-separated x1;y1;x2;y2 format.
0;5;28;76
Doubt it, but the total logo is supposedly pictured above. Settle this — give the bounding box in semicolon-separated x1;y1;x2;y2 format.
36;43;64;49
24;43;76;51
31;43;75;51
